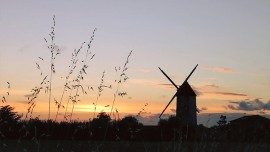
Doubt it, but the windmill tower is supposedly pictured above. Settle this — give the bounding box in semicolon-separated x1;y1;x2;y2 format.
159;64;198;126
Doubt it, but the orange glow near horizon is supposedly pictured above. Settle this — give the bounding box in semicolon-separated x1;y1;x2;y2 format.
5;91;270;122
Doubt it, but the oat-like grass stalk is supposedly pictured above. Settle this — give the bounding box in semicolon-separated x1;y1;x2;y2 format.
54;42;85;121
1;82;10;105
109;50;133;117
44;15;60;120
101;50;132;143
93;71;111;118
25;75;48;120
67;28;97;121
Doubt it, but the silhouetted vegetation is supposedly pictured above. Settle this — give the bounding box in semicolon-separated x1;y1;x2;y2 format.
0;105;21;123
217;115;227;126
0;106;144;141
0;105;270;151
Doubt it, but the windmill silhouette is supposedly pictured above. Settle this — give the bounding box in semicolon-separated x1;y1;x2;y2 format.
158;64;198;126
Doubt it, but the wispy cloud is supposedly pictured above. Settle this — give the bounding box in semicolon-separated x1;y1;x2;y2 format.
159;95;168;99
201;84;219;89
227;99;270;111
24;94;35;98
139;68;151;73
193;84;220;96
198;107;208;113
15;100;28;104
135;114;163;125
129;79;158;86
17;45;31;52
158;83;178;89
192;85;203;96
205;66;235;73
170;108;176;113
209;92;248;97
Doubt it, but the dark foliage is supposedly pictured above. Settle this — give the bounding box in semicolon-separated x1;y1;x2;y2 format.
90;112;113;140
118;116;143;140
0;105;21;123
217;115;227;126
0;105;22;139
1;108;270;144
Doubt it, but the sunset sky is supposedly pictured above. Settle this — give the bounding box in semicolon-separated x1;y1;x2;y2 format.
0;1;269;125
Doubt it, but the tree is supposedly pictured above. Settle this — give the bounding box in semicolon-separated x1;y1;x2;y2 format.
217;115;227;126
158;115;184;140
158;115;182;128
0;105;21;139
91;112;111;128
90;112;112;140
118;116;142;140
0;105;21;124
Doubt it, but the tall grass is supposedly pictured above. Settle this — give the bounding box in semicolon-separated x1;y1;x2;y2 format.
68;28;97;122
101;50;133;143
22;16;99;122
109;50;133;117
44;15;60;120
93;70;112;118
1;82;10;105
55;41;86;121
25;75;48;120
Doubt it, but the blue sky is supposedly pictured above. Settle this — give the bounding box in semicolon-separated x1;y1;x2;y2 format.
0;0;270;124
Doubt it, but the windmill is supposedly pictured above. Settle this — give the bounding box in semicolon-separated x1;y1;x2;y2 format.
158;64;198;126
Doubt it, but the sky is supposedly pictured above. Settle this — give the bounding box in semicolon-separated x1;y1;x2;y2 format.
0;0;270;125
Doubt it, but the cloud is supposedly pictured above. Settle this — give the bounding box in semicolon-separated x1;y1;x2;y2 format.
227;99;270;111
24;94;35;98
158;83;178;89
135;114;173;125
135;114;162;125
190;84;220;96
127;111;270;127
139;68;151;73
210;92;247;97
258;110;266;114
201;84;219;89
198;107;207;113
135;113;270;127
160;95;168;99
129;79;158;86
18;45;31;52
205;66;235;73
170;108;176;113
192;85;203;96
14;100;28;104
50;44;67;52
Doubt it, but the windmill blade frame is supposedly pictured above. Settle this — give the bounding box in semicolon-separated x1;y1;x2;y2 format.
184;64;198;83
159;92;177;118
158;67;178;89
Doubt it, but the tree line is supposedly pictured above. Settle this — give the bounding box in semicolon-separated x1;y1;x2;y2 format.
1;105;270;142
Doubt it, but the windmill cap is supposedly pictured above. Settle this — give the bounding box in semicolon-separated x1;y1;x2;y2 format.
177;81;197;96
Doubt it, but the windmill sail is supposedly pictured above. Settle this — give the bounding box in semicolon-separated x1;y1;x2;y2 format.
184;64;198;82
158;67;178;89
159;92;177;118
158;64;198;118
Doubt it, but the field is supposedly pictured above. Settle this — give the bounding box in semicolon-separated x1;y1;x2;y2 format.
1;140;269;152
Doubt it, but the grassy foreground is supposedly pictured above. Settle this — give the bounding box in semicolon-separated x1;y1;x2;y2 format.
1;140;269;152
